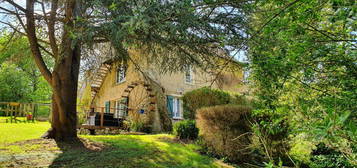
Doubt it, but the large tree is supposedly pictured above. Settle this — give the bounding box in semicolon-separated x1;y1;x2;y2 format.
249;0;356;162
0;0;251;141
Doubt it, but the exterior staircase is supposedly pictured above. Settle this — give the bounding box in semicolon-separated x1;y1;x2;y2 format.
90;63;112;103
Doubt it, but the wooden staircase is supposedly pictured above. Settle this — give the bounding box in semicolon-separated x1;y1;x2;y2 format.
90;63;112;103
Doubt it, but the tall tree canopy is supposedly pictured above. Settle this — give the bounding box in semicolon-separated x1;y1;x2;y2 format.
0;0;252;141
249;0;356;162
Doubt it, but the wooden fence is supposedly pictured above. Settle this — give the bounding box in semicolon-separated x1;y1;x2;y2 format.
0;102;51;123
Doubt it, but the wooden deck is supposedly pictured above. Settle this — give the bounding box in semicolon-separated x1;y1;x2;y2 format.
78;125;121;130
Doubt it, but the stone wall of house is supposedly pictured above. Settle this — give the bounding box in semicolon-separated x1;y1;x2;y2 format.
91;49;245;132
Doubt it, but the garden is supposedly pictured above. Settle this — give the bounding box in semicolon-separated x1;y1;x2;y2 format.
0;0;356;167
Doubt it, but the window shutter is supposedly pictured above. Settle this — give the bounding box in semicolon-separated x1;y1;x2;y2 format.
177;99;180;118
105;101;110;113
166;96;174;118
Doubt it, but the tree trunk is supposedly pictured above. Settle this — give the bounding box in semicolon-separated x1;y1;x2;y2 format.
42;45;81;141
39;0;82;141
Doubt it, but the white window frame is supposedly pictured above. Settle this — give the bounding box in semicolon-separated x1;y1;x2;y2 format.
114;99;127;118
243;69;249;83
116;65;126;84
172;97;183;119
184;65;193;84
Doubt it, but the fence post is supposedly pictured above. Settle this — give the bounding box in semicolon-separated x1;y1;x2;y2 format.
10;105;13;123
100;107;104;127
33;103;38;122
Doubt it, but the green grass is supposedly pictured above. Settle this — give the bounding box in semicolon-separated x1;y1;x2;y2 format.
52;134;221;168
0;121;229;168
0;117;50;144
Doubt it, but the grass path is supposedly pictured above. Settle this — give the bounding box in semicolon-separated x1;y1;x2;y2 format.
0;121;230;168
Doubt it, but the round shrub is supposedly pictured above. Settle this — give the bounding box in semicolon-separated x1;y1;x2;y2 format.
196;105;252;163
182;87;231;119
173;120;199;140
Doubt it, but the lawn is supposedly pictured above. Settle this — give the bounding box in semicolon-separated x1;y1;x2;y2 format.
0;121;230;168
0;117;50;144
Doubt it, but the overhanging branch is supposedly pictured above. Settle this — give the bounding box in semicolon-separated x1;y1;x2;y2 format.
26;0;53;84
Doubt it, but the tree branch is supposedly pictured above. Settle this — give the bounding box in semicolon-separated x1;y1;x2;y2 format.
48;0;59;58
26;0;52;83
4;0;27;12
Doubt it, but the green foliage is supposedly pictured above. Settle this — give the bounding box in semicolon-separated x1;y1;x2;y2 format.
77;83;93;124
289;134;315;165
196;105;252;163
263;160;283;168
129;120;144;132
173;120;199;140
80;0;253;73
0;63;32;102
310;143;354;168
250;112;292;165
249;0;356;164
36;104;51;119
0;34;52;103
182;87;232;119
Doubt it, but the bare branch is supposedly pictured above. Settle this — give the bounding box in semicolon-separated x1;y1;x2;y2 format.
0;6;23;15
14;7;27;31
26;0;52;83
48;0;59;58
4;0;27;12
0;20;25;34
39;0;49;24
38;43;54;57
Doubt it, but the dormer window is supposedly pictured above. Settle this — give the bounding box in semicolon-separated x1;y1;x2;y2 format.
116;65;126;84
184;65;193;84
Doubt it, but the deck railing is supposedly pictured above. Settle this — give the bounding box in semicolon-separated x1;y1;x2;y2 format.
79;106;127;128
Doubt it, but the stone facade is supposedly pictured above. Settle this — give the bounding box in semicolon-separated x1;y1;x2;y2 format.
90;50;245;132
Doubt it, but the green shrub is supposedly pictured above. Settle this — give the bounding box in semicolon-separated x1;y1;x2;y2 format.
310;143;354;168
196;105;252;163
129;121;144;132
173;120;199;140
182;87;231;119
250;113;292;166
36;105;51;118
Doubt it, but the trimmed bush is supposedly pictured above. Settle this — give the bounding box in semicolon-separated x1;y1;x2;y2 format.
196;105;252;163
173;120;199;140
182;87;231;119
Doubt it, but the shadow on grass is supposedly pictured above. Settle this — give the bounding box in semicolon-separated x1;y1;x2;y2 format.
49;135;217;168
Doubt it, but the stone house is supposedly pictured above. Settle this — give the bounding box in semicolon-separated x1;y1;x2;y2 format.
84;50;245;132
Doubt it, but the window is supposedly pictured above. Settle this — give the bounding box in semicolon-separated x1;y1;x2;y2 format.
243;70;249;83
167;95;182;119
116;65;126;84
184;65;193;84
114;98;128;118
172;98;181;118
105;101;110;113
